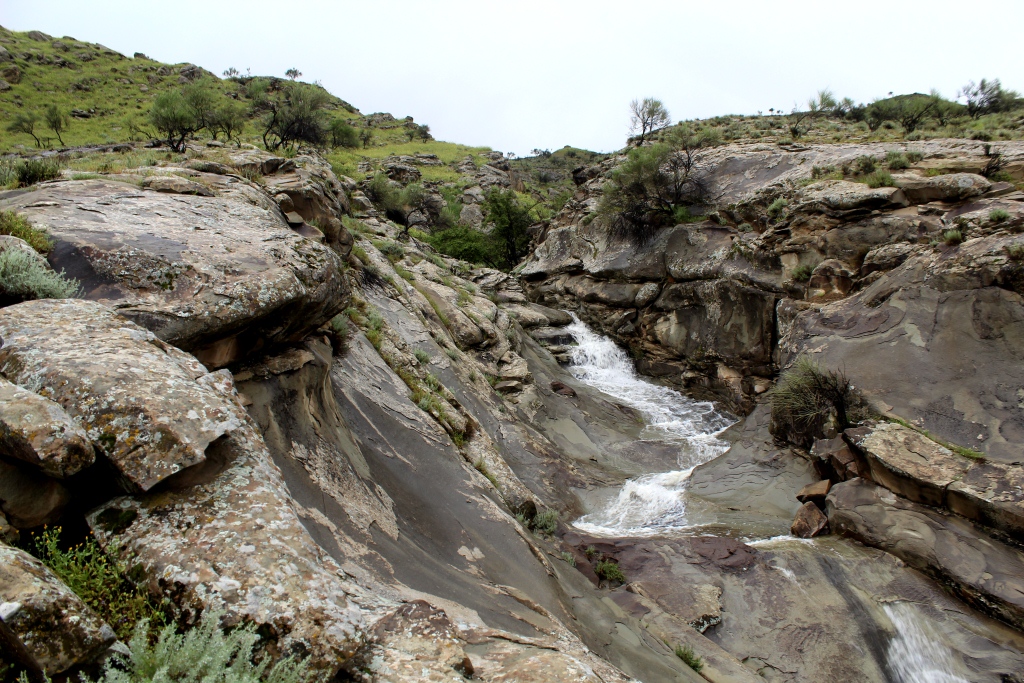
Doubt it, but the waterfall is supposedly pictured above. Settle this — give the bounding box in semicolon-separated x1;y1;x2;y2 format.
565;316;733;535
883;602;970;683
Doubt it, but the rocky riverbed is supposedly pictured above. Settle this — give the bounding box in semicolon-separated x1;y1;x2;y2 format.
2;139;1024;682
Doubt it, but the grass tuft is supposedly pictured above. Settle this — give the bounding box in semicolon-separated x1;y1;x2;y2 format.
0;211;54;253
594;559;626;585
674;644;704;673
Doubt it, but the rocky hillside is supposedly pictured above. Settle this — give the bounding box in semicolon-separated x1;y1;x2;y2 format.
3;24;1024;683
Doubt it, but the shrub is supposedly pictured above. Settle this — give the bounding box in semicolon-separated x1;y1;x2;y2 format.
149;91;200;152
377;241;405;262
594;559;626;585
943;229;963;246
425;225;501;268
768;356;856;448
16;159;62;187
327;314;350;356
885;151;909;169
584;546;598;559
560;551;577;567
329;119;359;148
856;156;877;174
531;509;558;535
864;170;895;188
0;211;53;253
674;644;704;673
251;81;331;151
737;223;753;233
767;197;788;218
82;610;309;683
791;263;814;282
1006;243;1024;260
0;248;80;304
905;150;924;163
31;527;166;640
989;209;1011;223
413;348;430;364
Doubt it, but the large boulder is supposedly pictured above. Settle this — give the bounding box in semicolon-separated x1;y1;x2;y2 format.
260;153;353;255
796;180;909;215
893;173;991;204
0;299;243;491
1;179;347;368
0;544;116;675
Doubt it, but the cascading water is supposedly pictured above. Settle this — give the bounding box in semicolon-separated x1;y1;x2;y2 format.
566;316;734;535
883;603;970;683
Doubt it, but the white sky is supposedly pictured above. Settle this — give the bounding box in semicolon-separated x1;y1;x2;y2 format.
2;1;1022;156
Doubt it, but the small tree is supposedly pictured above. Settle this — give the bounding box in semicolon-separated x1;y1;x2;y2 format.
7;112;42;148
484;188;534;269
208;101;247;145
598;124;719;244
43;105;70;147
181;81;218;131
416;124;431;141
958;79;1021;118
285;68;302;81
329;119;359;148
252;81;330;150
360;128;373;148
222;67;240;78
149;91;199;152
629;98;670;146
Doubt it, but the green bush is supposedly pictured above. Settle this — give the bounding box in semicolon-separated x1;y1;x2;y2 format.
737;222;753;232
864;170;895;188
377;241;405;262
906;150;924;163
791;263;814;282
413;348;431;364
767;197;788;217
768;356;856;448
82;610;309;683
0;248;80;304
0;211;54;253
31;527;166;640
425;225;501;268
943;229;964;245
885;150;909;169
328;119;359;148
594;559;626;585
856;155;877;174
1006;243;1024;260
674;644;704;673
989;209;1011;223
16;158;62;187
531;509;558;535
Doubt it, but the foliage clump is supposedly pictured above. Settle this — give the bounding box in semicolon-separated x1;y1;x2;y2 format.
594;559;626;586
768;356;862;448
82;611;310;683
598;125;720;244
0;248;80;305
0;211;54;253
30;527;166;640
674;644;704;673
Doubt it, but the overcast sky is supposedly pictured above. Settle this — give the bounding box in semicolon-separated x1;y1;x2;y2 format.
3;1;1022;155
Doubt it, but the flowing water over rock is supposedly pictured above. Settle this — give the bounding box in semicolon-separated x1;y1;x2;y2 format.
884;602;971;683
566;316;734;534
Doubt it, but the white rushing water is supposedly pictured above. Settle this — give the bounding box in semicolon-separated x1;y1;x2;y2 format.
566;316;734;535
884;602;970;683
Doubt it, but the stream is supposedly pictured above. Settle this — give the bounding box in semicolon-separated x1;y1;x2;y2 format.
563;316;979;683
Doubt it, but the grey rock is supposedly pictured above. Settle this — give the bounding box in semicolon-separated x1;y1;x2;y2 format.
0;299;244;491
1;179;347;368
0;545;116;675
140;175;213;196
894;173;991;204
0;377;94;478
827;478;1024;630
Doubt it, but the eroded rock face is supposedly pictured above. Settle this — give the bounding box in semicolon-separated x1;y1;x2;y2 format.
845;422;970;507
827;478;1024;630
1;179;347;368
0;544;116;675
0;299;242;491
0;377;94;478
88;412;366;673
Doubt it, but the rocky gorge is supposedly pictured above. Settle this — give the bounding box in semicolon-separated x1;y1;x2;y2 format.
1;110;1024;683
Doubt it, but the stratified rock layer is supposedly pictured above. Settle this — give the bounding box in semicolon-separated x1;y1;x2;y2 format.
0;299;241;491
